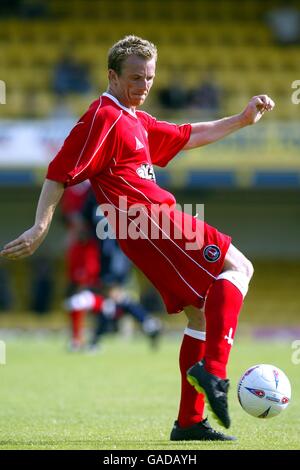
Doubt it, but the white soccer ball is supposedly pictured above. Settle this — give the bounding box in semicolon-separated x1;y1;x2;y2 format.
237;364;291;418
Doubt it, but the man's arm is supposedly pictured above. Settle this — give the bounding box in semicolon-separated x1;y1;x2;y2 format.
0;179;64;259
184;94;275;150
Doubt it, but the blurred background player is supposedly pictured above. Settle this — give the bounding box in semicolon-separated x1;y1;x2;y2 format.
60;181;101;349
65;284;162;352
61;186;162;350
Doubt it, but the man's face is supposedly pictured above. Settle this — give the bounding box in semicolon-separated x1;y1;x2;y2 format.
109;55;156;108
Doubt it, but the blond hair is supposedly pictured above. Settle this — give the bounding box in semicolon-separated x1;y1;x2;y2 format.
108;35;157;75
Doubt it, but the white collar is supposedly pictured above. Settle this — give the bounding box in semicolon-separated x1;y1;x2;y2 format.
102;92;137;118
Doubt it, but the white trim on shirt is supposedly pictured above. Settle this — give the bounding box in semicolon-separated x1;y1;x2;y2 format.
102;92;137;118
72;109;123;180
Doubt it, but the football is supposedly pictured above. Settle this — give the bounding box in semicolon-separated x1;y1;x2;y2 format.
237;364;291;418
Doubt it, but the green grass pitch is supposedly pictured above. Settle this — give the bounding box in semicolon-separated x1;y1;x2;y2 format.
0;333;299;450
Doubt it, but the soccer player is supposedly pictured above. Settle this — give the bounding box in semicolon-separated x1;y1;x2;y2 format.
60;183;102;349
63;185;162;351
65;285;162;351
1;36;274;441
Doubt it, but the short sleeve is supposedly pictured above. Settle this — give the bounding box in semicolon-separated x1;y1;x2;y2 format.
140;113;191;167
46;100;121;187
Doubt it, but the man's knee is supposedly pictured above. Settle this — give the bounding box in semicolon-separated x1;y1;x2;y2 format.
223;244;254;282
242;257;254;281
220;245;254;298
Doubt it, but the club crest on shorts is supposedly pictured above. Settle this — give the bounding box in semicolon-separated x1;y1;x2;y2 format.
203;244;221;262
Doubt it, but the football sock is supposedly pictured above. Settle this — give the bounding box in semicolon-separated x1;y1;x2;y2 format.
70;309;85;345
178;328;206;428
204;271;249;379
66;290;116;320
91;294;104;312
66;290;97;311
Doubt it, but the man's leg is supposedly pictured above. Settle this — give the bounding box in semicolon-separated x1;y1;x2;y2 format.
69;309;86;350
171;306;236;441
204;244;253;378
177;306;206;428
65;290;116;350
65;285;87;351
187;243;254;428
90;314;111;348
118;296;162;348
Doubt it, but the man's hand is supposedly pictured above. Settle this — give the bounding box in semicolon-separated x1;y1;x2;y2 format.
0;225;47;260
241;95;275;125
0;179;64;260
184;94;275;150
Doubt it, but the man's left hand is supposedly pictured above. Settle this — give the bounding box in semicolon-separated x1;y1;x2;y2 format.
241;95;275;125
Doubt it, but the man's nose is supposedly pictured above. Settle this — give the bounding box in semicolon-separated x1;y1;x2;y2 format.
139;78;148;89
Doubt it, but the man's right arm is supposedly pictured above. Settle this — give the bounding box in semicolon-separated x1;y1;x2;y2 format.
0;179;64;260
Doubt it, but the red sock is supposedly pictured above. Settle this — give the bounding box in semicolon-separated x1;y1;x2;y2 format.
178;332;206;428
70;309;85;344
204;279;244;379
91;294;104;313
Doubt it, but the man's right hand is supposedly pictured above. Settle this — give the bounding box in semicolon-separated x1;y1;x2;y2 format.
1;179;65;260
0;225;47;260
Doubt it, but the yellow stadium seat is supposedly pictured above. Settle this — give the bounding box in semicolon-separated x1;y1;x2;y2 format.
0;0;298;119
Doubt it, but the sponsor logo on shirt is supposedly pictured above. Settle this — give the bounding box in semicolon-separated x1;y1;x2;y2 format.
203;244;221;262
136;163;156;182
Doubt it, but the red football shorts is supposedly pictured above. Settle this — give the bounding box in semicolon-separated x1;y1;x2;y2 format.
117;208;231;314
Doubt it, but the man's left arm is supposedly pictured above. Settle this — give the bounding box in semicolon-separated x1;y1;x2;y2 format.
184;94;275;150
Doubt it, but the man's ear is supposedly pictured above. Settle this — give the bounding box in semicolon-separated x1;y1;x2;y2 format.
108;69;119;84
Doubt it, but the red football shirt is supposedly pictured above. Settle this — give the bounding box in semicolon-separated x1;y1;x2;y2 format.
47;93;231;313
47;93;190;206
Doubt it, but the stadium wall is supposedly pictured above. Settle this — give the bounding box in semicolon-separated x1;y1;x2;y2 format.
0;186;299;259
